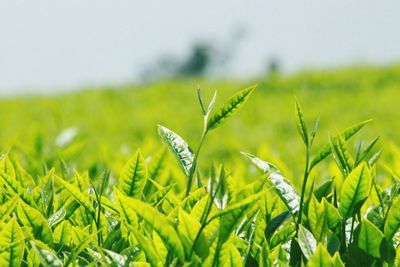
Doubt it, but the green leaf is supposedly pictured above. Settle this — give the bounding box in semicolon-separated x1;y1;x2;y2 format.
259;240;272;267
308;196;328;241
241;152;300;214
0;170;35;207
330;135;354;174
269;225;296;249
158;125;194;176
310;120;371;169
217;241;242;267
384;196;400;240
310;116;320;146
55;176;95;218
114;189;138;236
340;163;371;219
0;196;18;222
207;85;256;130
295;100;309;146
265;211;291;240
207;90;218;113
358;219;384;258
332;253;345;267
197;86;207;116
116;192;185;262
17;200;53;244
297;225;317;259
130;228;161;267
307;244;333;267
213;191;264;244
178;208;209;259
356;137;379;165
0;154;16;179
53;221;71;245
322;198;341;228
0;217;24;267
118;149;147;198
368;150;382;166
313;180;333;201
148;148;168;180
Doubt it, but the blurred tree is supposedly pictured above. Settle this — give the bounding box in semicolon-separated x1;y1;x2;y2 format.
178;43;211;77
140;27;247;82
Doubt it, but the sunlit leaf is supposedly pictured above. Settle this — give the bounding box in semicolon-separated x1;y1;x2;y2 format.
55;176;95;218
384;196;400;240
310;120;371;169
307;244;333;267
207;85;256;130
131;228;161;267
116;192;185;262
295;100;309;146
119;149;147;198
17;200;53;244
0;217;24;267
358;219;384;258
340;163;371;219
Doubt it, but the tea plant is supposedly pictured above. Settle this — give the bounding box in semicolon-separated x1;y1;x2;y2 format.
0;85;399;266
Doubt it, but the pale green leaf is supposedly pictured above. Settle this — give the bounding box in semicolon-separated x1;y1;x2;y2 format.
158;125;194;176
298;225;317;259
241;152;300;214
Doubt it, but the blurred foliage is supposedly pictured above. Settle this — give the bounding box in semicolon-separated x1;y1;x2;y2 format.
0;65;399;190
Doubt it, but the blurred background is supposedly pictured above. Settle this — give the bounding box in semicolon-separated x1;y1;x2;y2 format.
1;1;400;94
0;1;400;184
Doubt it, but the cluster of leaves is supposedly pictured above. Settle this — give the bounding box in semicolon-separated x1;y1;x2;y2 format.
0;86;399;266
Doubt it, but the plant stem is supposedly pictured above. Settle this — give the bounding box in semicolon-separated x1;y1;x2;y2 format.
297;147;310;231
185;116;209;197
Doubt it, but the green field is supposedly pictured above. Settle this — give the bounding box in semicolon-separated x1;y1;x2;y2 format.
0;65;399;266
1;65;400;182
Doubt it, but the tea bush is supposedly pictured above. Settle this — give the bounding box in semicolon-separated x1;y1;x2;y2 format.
0;83;399;266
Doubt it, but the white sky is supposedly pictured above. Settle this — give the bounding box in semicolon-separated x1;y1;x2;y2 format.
1;1;399;95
